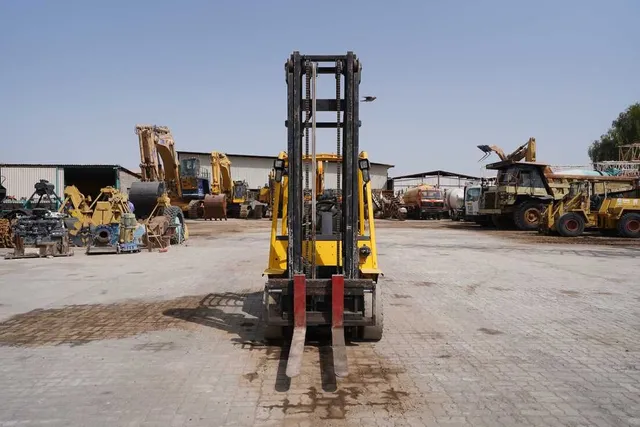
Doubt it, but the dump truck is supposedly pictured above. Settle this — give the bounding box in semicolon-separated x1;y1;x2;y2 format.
479;157;639;230
262;52;382;380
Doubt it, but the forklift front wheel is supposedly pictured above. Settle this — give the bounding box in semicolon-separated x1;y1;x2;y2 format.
262;288;285;341
360;284;384;341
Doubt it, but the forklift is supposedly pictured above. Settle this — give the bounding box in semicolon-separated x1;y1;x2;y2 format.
262;52;383;380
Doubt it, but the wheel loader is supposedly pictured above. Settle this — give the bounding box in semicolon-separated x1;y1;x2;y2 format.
540;179;640;238
262;52;383;380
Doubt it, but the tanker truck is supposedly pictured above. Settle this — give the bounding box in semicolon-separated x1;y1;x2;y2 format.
402;184;446;220
444;188;464;221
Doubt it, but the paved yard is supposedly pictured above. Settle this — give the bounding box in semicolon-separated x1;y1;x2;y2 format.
1;220;639;427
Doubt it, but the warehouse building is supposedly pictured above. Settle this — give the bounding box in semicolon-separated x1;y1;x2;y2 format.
177;151;394;190
0;164;141;200
390;170;483;193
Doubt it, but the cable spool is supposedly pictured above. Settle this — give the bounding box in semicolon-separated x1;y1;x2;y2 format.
128;182;166;218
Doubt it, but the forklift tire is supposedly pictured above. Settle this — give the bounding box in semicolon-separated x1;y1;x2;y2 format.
617;212;640;238
359;283;383;341
557;212;585;237
263;325;285;341
514;200;545;231
262;288;286;342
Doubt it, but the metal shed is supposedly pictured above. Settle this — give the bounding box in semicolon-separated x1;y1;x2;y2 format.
391;170;482;192
177;151;394;190
0;164;141;200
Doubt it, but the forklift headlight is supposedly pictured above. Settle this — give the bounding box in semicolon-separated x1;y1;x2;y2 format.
358;158;371;183
274;158;285;183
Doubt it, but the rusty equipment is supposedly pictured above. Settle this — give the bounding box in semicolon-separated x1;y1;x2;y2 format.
203;194;228;220
402;184;446;220
58;185;93;246
263;52;383;380
540;179;640;238
128;125;192;243
478;139;640;230
4;181;73;259
0;218;13;248
371;190;406;220
478;137;537;163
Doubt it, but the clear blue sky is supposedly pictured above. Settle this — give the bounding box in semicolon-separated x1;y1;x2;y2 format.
1;0;638;177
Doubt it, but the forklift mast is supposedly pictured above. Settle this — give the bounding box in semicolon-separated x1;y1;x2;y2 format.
263;52;382;381
285;51;362;279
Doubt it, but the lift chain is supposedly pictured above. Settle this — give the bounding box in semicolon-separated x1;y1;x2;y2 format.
303;60;312;274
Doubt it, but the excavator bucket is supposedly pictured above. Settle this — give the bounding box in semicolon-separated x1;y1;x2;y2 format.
203;194;227;220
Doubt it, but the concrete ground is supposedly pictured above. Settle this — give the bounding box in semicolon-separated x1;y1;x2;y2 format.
1;219;639;427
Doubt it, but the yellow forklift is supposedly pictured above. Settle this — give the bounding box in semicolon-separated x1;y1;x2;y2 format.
262;52;383;380
540;178;640;238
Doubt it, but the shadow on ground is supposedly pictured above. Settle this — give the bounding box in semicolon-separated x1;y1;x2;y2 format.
162;292;349;392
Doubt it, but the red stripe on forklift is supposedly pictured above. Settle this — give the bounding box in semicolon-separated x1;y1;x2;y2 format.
332;274;345;328
293;274;306;328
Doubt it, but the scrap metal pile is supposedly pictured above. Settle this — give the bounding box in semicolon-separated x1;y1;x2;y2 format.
6;208;72;259
0;178;188;259
371;189;406;220
3;180;73;259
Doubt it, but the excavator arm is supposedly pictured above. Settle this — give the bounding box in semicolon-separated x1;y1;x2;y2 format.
478;137;537;163
210;151;233;195
135;124;182;198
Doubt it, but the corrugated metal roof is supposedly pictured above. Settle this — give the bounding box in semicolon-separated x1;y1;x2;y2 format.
176;150;395;168
0;164;141;178
392;170;481;180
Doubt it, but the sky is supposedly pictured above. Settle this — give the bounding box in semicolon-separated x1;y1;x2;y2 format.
1;0;639;177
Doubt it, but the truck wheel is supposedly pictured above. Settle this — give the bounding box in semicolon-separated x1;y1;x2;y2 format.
557;212;585;237
617;213;640;238
514;200;544;231
359;283;383;341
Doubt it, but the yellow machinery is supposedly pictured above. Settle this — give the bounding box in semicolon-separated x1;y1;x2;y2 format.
129;124;190;243
259;153;333;219
263;52;382;380
203;151;256;219
58;185;148;252
478;137;537;163
59;185;94;246
257;171;275;218
540;179;640;238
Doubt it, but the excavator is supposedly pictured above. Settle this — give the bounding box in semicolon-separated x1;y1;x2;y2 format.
128;124;198;242
202;151;257;219
262;52;383;381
